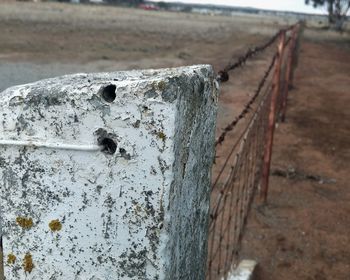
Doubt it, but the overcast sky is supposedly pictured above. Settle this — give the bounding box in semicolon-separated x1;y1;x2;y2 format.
150;0;325;14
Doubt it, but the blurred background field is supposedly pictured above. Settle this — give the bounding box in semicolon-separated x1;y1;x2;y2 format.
0;1;348;92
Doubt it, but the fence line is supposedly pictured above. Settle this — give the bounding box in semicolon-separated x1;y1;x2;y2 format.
216;25;294;83
207;22;303;280
215;53;277;147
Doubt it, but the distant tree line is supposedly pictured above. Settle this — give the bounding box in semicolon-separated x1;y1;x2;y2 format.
305;0;350;30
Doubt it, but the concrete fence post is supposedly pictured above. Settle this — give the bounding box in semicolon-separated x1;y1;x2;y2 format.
0;66;218;280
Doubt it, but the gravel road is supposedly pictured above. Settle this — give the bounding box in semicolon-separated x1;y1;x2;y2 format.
0;62;84;92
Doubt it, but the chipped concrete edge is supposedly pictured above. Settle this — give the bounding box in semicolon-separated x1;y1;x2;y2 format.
226;260;257;280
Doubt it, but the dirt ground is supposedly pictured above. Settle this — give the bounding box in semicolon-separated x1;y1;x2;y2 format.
0;2;349;280
0;1;293;91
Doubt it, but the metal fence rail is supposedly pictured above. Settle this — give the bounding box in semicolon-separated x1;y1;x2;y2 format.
207;22;302;280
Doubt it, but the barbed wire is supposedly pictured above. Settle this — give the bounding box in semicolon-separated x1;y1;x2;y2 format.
207;82;273;280
207;22;302;280
216;25;295;83
215;52;277;147
210;79;272;225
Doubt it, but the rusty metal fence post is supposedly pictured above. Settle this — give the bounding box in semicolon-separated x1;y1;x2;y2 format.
260;32;286;203
289;23;303;90
280;24;299;122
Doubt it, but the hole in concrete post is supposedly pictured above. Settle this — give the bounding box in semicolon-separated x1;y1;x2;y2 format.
99;138;117;155
101;84;116;103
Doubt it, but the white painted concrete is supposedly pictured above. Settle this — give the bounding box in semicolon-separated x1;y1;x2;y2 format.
226;260;257;280
0;66;218;279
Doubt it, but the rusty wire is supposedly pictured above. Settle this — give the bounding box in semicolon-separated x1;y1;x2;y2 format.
210;64;275;224
207;81;273;280
216;25;295;83
215;52;277;147
214;27;296;147
207;23;301;280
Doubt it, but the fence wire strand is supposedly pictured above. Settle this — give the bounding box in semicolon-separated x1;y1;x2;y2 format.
207;22;302;280
208;83;272;279
215;53;277;147
216;25;294;83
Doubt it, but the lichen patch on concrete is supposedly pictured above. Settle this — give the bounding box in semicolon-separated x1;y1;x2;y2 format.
16;217;33;229
23;253;34;273
7;253;16;265
0;65;217;279
48;219;62;232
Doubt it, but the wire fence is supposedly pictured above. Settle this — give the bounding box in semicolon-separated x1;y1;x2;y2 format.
207;22;303;280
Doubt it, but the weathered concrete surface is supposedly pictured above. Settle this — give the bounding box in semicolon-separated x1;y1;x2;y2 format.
226;260;257;280
0;65;218;279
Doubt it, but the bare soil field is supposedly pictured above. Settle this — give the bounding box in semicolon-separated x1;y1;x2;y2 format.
0;2;349;280
0;1;291;91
